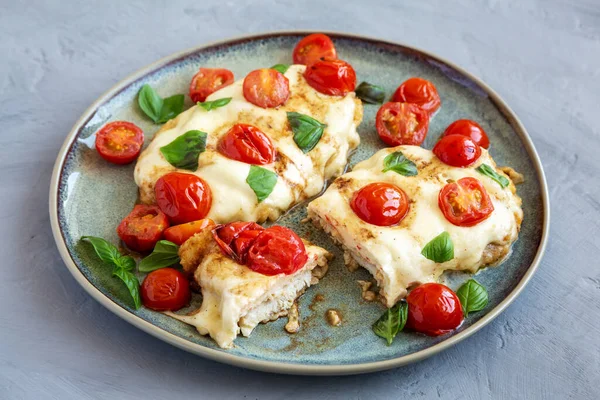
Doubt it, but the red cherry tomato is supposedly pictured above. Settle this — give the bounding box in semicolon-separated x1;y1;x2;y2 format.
116;205;169;252
141;268;191;311
246;226;308;276
189;68;234;103
442;119;490;149
218;124;275;165
391;77;441;115
95;121;144;165
406;283;464;336
350;182;410;227
433;135;482;167
163;218;215;245
243;69;290;108
303;58;356;96
292;33;337;65
439;177;494;227
212;222;265;262
154;172;212;225
375;102;429;146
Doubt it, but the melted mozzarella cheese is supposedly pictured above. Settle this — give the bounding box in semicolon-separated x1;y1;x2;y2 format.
134;65;361;223
307;145;523;307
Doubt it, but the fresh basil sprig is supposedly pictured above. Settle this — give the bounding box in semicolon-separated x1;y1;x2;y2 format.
138;84;185;124
287;112;327;153
372;302;408;345
457;279;488;317
476;164;510;188
246;165;278;202
355;81;385;104
197;97;232;111
159;130;207;170
81;236;141;309
382;151;418;177
139;240;180;273
421;232;454;263
270;64;290;74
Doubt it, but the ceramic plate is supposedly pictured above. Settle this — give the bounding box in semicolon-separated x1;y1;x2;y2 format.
49;32;549;375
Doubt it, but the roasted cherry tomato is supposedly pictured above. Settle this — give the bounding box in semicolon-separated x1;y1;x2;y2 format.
163;218;215;245
246;226;308;276
406;283;464;336
95;121;144;165
303;58;356;96
350;182;410;227
292;33;337;65
218;124;275;165
433;135;482;167
442;119;490;149
116;205;169;252
189;68;234;103
213;222;265;262
141;268;191;311
391;77;441;115
376;102;429;146
243;69;290;108
439;177;494;227
154;172;212;225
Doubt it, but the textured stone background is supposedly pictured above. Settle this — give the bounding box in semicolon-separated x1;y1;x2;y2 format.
1;0;599;398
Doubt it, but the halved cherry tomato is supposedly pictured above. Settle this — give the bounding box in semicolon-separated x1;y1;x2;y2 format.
391;77;441;115
141;268;191;311
350;182;410;227
303;58;356;96
433;135;482;167
117;205;169;252
218;124;275;165
292;33;337;65
189;68;234;103
95;121;144;165
439;177;494;227
442;119;490;149
246;226;308;276
213;222;265;262
375;102;429;146
163;218;215;245
406;283;464;336
155;172;212;225
243;69;290;108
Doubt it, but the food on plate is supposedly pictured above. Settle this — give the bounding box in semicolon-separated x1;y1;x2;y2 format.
307;145;522;308
303;58;356;96
95;121;144;165
141;268;191;311
391;77;441;115
163;218;215;245
293;33;337;65
134;64;363;224
442;119;490;149
405;283;464;336
167;223;331;348
355;81;386;104
117;204;169;252
375;102;429;146
189;68;234;103
243;68;290;108
433;134;482;167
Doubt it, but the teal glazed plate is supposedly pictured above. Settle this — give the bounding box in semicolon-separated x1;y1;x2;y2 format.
49;32;549;375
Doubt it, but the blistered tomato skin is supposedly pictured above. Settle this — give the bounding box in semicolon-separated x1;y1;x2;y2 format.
189;68;234;103
350;182;410;227
163;218;215;245
439;177;494;227
212;222;265;262
442;119;490;149
246;226;308;276
95;121;144;165
303;58;356;96
375;102;429;146
433;135;482;167
292;33;337;65
154;172;212;225
391;77;441;115
141;268;191;311
406;283;464;336
243;69;290;108
117;205;169;252
218;124;275;165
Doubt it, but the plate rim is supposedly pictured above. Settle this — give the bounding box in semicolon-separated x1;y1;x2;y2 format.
49;30;550;376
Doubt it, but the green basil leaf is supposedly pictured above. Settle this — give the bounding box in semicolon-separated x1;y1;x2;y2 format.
355;81;385;104
138;84;164;123
457;279;488;317
287;112;327;153
246;165;278;203
112;268;141;309
160;130;207;170
372;302;408;345
81;236;122;265
157;94;185;123
382;151;418;177
270;64;290;74
139;240;180;273
197;97;232;111
115;255;136;272
421;232;454;263
476;163;510;188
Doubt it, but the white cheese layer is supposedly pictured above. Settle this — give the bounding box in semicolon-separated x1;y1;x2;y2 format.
307;146;523;307
134;65;361;223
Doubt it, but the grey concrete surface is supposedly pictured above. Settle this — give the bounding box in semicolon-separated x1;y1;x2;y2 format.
1;0;599;398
